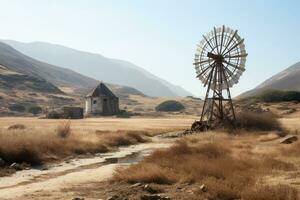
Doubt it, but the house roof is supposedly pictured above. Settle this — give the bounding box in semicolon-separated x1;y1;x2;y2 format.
86;82;118;98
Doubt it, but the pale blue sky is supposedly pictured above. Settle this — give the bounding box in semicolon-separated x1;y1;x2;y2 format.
0;0;299;97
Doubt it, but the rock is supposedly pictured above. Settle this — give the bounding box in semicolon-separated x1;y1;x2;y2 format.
41;166;49;170
280;135;298;144
141;194;170;200
200;184;207;192
144;184;160;194
72;198;84;200
106;195;119;200
130;182;142;188
0;157;6;167
9;162;21;170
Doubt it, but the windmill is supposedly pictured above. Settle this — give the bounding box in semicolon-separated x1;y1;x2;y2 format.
192;26;247;130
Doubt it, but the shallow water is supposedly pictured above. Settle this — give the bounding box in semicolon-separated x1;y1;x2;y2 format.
0;135;176;199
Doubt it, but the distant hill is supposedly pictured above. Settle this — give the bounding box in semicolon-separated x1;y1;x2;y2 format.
2;40;193;97
0;42;143;97
0;65;62;94
239;62;300;98
0;42;147;115
0;42;97;93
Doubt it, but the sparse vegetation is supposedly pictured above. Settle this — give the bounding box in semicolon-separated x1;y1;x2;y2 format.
0;124;150;166
9;104;26;112
256;89;300;102
114;134;297;199
28;105;42;115
56;121;72;138
236;111;282;131
7;124;26;130
155;100;185;112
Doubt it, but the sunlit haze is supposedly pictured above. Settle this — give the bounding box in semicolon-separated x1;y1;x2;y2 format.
0;0;299;97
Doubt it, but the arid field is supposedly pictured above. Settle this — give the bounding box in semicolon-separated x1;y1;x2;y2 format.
0;112;300;200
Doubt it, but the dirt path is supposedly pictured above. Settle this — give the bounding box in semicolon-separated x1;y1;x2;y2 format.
0;135;177;200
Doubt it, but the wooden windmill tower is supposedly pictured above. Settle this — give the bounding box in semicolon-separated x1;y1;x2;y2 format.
192;26;247;130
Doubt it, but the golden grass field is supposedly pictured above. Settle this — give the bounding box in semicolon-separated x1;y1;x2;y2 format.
1;112;300;200
0;116;197;174
0;116;197;133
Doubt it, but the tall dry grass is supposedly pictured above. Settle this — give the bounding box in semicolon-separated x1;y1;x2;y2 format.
114;135;298;200
235;111;282;131
0;123;150;165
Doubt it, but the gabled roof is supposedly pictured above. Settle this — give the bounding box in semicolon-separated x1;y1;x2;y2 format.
86;82;118;98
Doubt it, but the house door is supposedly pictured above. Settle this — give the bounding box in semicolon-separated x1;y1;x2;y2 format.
102;99;109;114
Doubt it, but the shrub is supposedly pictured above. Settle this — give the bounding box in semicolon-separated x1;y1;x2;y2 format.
28;106;42;115
114;136;298;199
56;121;71;138
242;184;298;200
8;124;26;130
155;100;185;112
116;110;132;118
9;104;25;112
0;128;150;167
236;112;282;131
256;89;300;102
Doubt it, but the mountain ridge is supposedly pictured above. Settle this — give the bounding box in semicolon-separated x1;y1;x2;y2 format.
239;62;300;98
2;40;193;97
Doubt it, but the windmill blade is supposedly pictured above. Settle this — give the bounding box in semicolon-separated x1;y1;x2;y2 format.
223;60;245;71
193;58;213;65
203;65;215;86
196;65;211;78
219;25;225;53
223;38;245;56
202;35;215;53
224;53;248;59
221;29;238;55
214;27;219;54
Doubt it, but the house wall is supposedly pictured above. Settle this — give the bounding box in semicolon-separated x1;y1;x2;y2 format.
85;96;119;115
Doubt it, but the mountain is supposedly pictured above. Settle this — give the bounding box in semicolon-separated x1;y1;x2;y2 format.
0;65;62;94
239;62;300;97
0;41;143;96
0;42;146;115
2;40;193;97
0;41;98;93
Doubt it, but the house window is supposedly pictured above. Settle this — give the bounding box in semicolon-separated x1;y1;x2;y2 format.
93;100;97;104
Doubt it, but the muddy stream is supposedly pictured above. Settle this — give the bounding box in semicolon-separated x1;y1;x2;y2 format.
0;134;178;199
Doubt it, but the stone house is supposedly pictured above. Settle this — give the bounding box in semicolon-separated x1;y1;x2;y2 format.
85;82;119;115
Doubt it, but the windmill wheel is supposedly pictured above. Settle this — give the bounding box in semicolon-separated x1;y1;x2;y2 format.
194;25;247;90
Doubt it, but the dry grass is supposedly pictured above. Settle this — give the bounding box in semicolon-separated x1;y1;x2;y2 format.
7;124;26;130
279;140;300;157
0;123;150;166
236;111;282;131
114;134;298;200
56;121;71;138
242;184;298;200
0;117;194;168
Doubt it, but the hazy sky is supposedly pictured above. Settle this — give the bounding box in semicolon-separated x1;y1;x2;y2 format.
0;0;300;97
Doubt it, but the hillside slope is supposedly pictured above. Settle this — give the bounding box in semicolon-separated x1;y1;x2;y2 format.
0;42;144;97
239;62;300;97
2;40;192;97
0;42;98;93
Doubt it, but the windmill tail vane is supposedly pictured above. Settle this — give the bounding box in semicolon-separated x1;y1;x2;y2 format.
192;25;247;131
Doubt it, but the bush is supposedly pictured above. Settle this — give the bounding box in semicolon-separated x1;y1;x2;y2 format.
8;124;26;130
28;106;42;115
256;89;300;102
236;112;282;131
155;100;185;112
9;104;25;112
114;136;298;199
56;121;71;138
